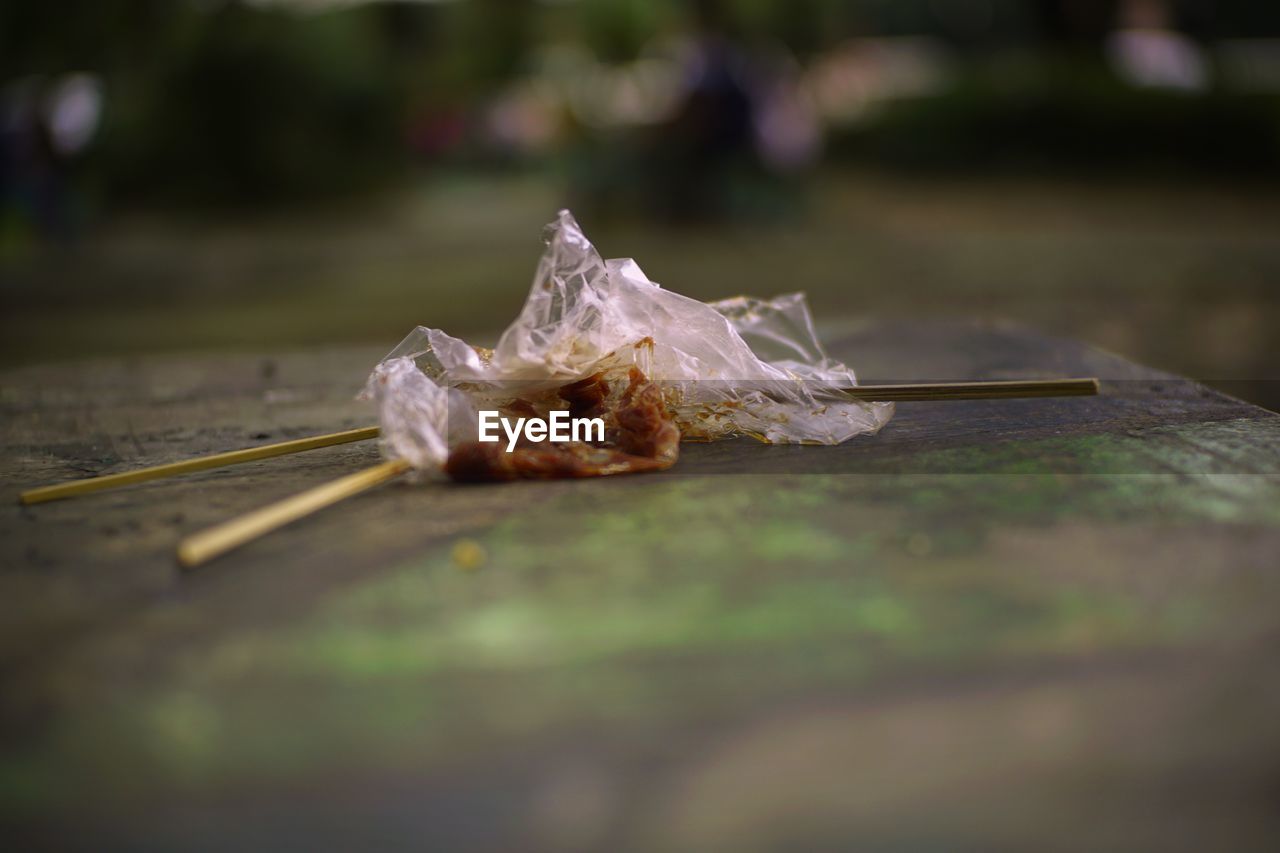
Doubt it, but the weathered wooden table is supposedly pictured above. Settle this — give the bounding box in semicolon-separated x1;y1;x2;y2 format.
3;321;1278;851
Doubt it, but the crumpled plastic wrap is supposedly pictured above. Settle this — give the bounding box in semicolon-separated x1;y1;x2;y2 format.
365;210;893;471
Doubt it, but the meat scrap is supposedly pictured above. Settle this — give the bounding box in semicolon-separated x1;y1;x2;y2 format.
446;368;679;482
558;372;610;420
613;368;679;466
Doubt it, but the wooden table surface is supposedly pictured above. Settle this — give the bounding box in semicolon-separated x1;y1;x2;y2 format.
2;320;1279;851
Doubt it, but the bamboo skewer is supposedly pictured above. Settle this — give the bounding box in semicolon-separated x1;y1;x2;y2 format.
18;380;1097;507
842;378;1100;402
172;377;1099;567
19;380;1099;508
176;458;411;568
18;426;381;505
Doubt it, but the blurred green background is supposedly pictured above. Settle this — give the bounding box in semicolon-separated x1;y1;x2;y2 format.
2;0;1278;407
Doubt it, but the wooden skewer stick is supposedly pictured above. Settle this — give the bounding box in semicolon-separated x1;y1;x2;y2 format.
842;378;1099;402
20;380;1097;507
173;376;1098;568
18;426;381;505
176;458;411;568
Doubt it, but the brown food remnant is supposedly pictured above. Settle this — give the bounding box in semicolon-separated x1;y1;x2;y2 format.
504;398;540;419
445;441;669;482
558;372;610;419
446;367;679;483
614;367;680;465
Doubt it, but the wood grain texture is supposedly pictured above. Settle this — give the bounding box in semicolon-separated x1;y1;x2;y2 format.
2;320;1278;851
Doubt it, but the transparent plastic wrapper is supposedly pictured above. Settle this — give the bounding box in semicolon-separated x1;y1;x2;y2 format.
364;210;893;472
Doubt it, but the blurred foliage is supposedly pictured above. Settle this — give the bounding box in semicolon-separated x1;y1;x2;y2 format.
578;0;664;63
3;0;1280;211
4;1;407;206
114;6;401;204
831;63;1280;177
